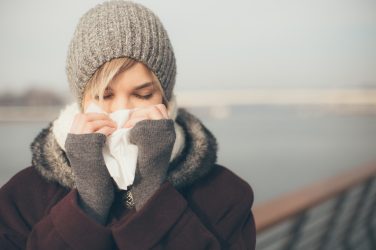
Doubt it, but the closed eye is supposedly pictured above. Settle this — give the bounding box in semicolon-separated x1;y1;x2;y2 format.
94;93;153;100
94;94;113;100
134;93;153;100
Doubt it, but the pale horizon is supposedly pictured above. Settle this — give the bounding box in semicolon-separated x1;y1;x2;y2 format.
1;0;375;93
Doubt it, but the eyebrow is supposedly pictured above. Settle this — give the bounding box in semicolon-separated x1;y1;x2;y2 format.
133;82;154;90
106;82;154;91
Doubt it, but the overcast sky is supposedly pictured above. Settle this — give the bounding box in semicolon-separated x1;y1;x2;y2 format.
0;0;375;94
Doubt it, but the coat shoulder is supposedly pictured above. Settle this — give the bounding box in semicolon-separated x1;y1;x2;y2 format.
0;166;67;225
1;166;60;194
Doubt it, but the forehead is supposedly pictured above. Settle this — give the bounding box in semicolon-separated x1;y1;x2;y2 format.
108;62;156;88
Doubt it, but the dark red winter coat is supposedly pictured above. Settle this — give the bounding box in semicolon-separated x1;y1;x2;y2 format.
0;107;256;249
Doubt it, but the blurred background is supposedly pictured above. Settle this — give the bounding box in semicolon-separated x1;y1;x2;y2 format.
1;0;375;249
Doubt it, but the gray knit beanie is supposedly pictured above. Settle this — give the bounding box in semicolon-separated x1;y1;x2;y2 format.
65;0;177;107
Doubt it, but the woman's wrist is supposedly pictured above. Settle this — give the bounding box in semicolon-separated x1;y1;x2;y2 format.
130;174;165;211
128;119;176;211
64;132;115;225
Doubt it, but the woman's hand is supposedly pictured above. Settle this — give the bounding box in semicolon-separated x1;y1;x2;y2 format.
123;103;169;128
64;112;117;225
70;112;117;135
126;104;176;211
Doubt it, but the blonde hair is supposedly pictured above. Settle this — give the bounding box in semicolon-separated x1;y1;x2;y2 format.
81;57;167;112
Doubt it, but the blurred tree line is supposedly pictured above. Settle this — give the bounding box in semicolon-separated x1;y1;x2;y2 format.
0;87;65;106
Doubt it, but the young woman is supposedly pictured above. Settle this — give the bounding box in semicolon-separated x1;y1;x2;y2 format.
0;1;256;249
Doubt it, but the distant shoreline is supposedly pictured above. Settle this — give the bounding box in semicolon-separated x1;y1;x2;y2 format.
1;89;376;122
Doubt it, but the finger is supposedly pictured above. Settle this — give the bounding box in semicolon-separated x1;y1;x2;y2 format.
73;113;116;131
128;105;164;120
95;126;116;137
129;105;163;120
154;104;168;119
84;112;114;122
71;113;114;134
70;114;86;133
128;107;150;121
125;105;164;126
84;119;117;133
129;107;163;120
146;105;164;120
124;116;148;128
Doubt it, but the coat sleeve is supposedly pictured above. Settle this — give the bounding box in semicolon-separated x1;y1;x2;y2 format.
112;178;256;250
0;167;116;250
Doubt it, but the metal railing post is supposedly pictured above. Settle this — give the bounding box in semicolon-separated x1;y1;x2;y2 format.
317;191;348;250
281;212;308;250
341;178;373;250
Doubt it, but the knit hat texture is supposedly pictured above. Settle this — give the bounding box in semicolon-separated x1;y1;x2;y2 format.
65;0;177;106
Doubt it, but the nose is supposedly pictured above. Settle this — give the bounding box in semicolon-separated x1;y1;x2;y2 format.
110;96;134;112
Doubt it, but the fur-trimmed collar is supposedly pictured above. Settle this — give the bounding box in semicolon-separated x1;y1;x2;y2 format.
30;105;219;193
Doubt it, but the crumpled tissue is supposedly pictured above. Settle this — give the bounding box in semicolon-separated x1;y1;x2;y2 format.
85;101;138;191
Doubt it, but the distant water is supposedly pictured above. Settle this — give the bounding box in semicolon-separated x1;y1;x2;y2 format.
1;105;375;205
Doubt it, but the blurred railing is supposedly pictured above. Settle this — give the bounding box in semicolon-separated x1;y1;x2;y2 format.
253;163;376;250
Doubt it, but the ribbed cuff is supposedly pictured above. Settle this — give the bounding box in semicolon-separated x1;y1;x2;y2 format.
129;119;175;148
64;132;107;159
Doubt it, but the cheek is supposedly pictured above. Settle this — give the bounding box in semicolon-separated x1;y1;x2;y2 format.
152;92;163;103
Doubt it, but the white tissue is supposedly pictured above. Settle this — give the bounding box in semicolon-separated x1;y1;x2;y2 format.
85;102;138;191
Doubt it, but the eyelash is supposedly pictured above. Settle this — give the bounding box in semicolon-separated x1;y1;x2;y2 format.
95;93;153;100
133;93;153;100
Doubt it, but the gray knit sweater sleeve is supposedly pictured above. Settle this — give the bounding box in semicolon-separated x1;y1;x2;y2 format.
129;119;176;211
64;133;115;225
